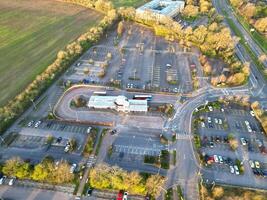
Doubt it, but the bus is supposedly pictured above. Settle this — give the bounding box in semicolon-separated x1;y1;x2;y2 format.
93;91;107;96
133;94;152;101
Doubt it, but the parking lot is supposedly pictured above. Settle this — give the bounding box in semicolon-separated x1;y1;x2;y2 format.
65;22;197;94
194;103;267;189
105;127;168;174
15;120;92;155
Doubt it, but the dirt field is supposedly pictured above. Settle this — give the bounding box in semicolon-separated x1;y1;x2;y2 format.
0;0;103;106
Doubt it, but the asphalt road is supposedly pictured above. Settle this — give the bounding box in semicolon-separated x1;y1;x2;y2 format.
0;186;75;200
213;0;267;68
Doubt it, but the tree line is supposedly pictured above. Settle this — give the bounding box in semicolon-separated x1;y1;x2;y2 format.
0;2;118;134
182;0;213;19
230;0;267;35
89;164;165;198
251;101;267;135
2;157;74;184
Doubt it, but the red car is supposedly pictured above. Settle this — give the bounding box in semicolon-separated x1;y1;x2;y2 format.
117;191;123;200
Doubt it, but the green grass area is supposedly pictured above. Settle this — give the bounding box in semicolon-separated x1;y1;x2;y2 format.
83;127;98;156
112;0;147;8
222;9;267;80
0;0;103;107
201;183;267;200
95;128;109;155
160;150;170;169
230;5;267;54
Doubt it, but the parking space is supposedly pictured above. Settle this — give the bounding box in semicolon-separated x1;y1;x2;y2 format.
25;120;89;135
106;127;167;172
63;22;197;94
10;135;46;149
194;102;267;187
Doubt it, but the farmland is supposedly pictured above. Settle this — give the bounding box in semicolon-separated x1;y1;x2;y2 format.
0;0;103;107
112;0;147;8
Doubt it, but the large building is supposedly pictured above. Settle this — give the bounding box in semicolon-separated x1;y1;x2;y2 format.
88;95;148;112
137;0;185;18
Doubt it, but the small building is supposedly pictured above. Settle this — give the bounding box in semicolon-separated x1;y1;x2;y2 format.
88;95;148;112
137;0;185;19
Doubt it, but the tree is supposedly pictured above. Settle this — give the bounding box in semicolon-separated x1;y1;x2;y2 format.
212;186;224;198
230;0;243;8
3;157;23;177
117;21;124;37
242;3;256;20
182;5;199;18
145;174;165;197
52;161;74;184
255;17;267;33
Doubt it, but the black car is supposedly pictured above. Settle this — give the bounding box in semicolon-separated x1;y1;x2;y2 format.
87;188;93;196
110;129;117;135
56;137;62;144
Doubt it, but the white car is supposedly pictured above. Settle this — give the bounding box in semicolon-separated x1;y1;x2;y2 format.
240;138;247;146
207;117;211;123
234;165;240;175
27;120;34;127
87;127;91;134
64;145;70;153
123;192;128;200
218;155;223;164
214;155;219;163
250;111;255;117
70;163;77;173
201;122;205;128
247;126;252;133
230;165;235;174
214;118;218;124
0;176;6;185
8;178;15;186
34;120;41;128
249;160;255;168
245;121;250;126
208;106;213;112
218;119;222;125
255;161;260;169
221;108;224;112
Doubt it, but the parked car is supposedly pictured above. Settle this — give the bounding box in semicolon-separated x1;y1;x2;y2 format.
56;137;62;144
87;188;93;196
208;106;213;112
214;118;218;124
110;129;117;135
250;111;255;117
87;127;91;134
255;161;260;169
210;141;214;148
230;166;235;174
249;160;255;168
34;120;42;128
221;108;224;112
70;163;77;173
234;165;240;175
64;144;70;153
0;176;6;185
240;138;247;146
123;192;128;200
218;156;223;164
27;120;34;127
214;155;219;163
117;191;124;200
8;178;15;186
207;117;211;123
201;122;205;128
218;119;222;125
